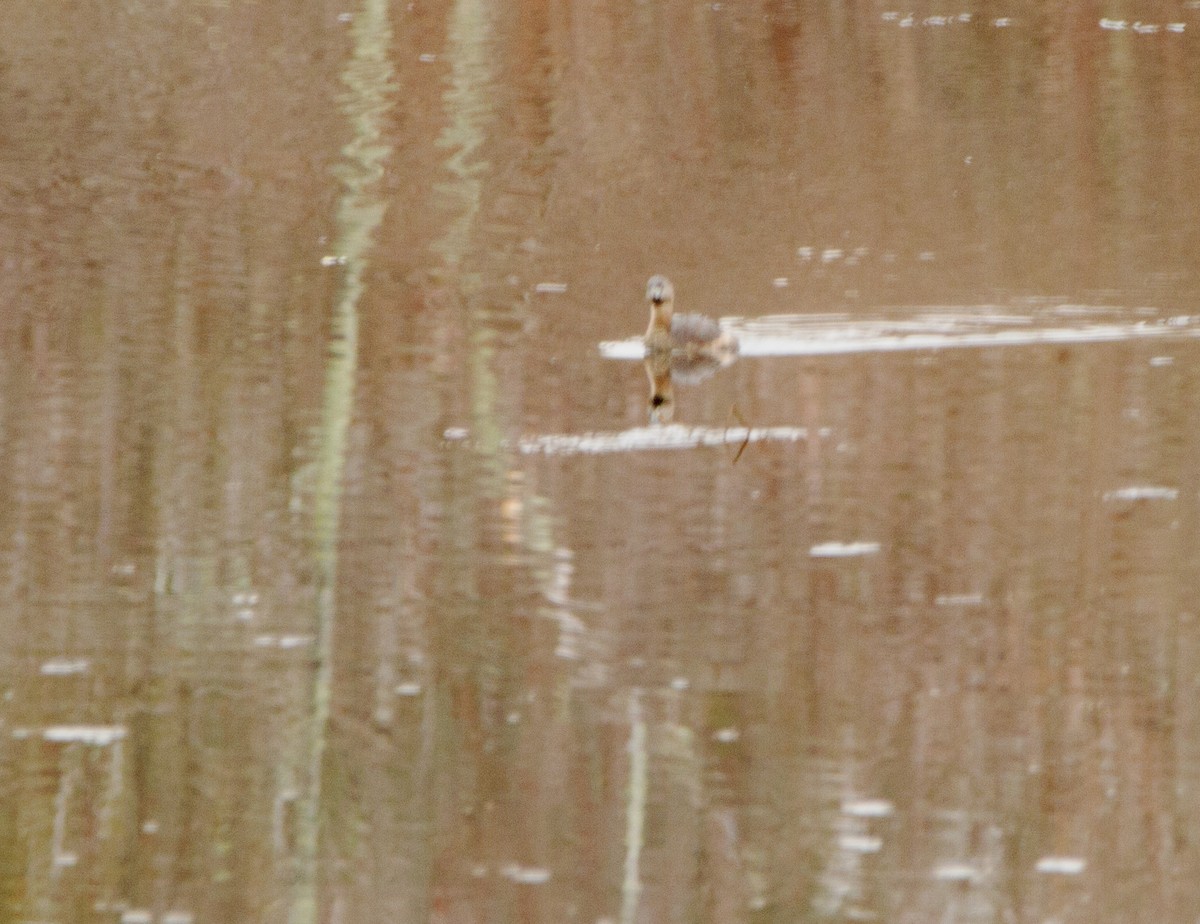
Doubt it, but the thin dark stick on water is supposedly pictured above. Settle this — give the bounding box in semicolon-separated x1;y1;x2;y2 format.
729;405;751;465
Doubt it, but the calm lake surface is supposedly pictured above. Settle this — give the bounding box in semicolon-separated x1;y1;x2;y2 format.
4;2;1200;922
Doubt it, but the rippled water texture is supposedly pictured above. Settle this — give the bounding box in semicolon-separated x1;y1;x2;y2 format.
4;3;1200;922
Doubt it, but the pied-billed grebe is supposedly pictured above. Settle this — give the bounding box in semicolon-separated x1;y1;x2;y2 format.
644;275;738;365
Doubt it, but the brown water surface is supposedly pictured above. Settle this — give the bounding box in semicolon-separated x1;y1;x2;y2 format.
4;2;1200;922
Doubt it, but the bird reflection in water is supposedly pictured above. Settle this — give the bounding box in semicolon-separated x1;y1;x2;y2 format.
642;275;738;423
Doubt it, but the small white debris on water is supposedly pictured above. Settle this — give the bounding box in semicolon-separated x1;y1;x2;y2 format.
418;53;438;62
670;676;690;690
933;862;980;882
797;246;814;260
40;658;90;676
773;277;789;288
821;248;844;263
1035;856;1086;874
884;10;972;25
1102;486;1178;502
534;282;568;294
320;255;347;266
43;725;127;746
253;634;315;649
336;12;352;22
501;864;551;884
120;911;154;924
713;727;740;743
1100;18;1181;31
810;541;881;558
443;427;469;441
1150;355;1174;366
395;682;423;696
842;798;894;818
839;834;883;853
935;593;984;606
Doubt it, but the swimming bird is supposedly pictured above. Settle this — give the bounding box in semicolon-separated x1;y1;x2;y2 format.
643;275;738;368
641;275;738;423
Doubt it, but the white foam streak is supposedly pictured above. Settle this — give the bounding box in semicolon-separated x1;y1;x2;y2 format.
518;424;807;456
1103;486;1179;502
42;725;127;746
810;541;881;558
1035;856;1086;874
736;316;1200;356
842;798;895;817
600;312;1200;360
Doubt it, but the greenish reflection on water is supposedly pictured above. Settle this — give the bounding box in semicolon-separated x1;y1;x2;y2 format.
291;1;396;921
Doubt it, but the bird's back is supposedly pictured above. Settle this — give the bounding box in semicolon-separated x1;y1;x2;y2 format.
669;313;724;345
